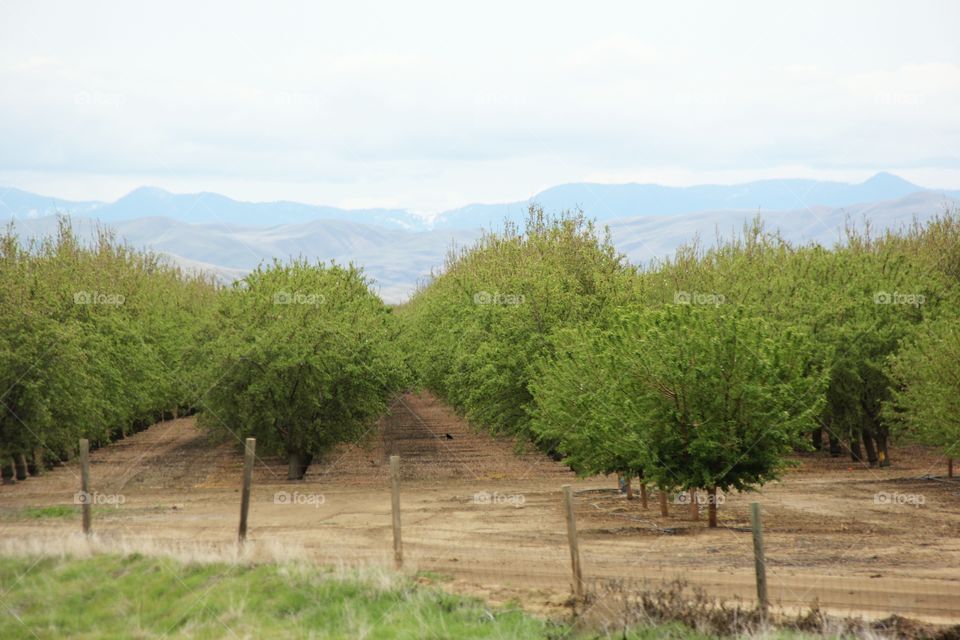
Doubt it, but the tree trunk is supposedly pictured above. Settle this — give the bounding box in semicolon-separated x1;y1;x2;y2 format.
949;458;954;478
14;453;28;481
639;482;648;509
811;428;823;451
828;433;842;457
861;426;878;467
625;477;634;500
28;447;44;476
658;488;669;517
689;489;698;520
875;429;890;467
849;436;863;463
1;459;16;485
707;487;718;528
287;451;313;480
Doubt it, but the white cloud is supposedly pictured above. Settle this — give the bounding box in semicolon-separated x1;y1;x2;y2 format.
0;0;958;212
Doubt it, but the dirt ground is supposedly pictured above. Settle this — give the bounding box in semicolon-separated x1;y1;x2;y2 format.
2;392;959;625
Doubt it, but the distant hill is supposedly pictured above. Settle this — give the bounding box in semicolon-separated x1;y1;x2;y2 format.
0;186;427;230
4;173;959;232
4;189;956;303
432;172;960;229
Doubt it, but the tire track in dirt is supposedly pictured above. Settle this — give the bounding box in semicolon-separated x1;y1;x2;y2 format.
306;391;574;485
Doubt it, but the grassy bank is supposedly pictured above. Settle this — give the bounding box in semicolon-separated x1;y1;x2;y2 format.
0;553;834;639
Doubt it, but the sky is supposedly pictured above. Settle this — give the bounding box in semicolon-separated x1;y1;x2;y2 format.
1;0;959;216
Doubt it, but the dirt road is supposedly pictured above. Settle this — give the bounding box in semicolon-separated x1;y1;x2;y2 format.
2;392;959;624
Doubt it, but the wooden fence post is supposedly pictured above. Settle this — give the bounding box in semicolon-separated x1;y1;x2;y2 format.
639;481;648;510
949;458;954;478
562;484;584;599
750;502;768;619
79;439;91;535
390;455;403;569
238;438;255;544
658;487;669;517
689;489;699;520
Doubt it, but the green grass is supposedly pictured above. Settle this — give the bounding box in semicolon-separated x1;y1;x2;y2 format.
0;554;829;639
0;554;563;639
19;505;77;519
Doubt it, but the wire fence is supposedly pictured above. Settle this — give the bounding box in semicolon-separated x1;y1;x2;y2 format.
4;435;959;630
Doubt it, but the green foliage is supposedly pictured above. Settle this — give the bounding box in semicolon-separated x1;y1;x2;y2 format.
886;311;960;460
0;219;216;466
400;206;634;440
405;206;960;501
199;260;405;470
533;304;826;495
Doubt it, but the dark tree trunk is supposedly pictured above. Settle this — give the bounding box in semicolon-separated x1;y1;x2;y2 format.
707;487;718;528
625;477;634;500
811;428;823;451
658;488;669;517
849;436;863;463
949;458;954;478
14;453;28;480
29;447;44;476
861;426;878;467
640;482;648;509
1;459;16;485
287;451;313;480
875;429;890;467
689;489;699;520
828;433;842;457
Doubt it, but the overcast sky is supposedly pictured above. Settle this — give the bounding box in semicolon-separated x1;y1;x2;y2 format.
1;0;958;215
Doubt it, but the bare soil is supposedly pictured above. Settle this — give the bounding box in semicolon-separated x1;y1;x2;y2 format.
2;392;959;624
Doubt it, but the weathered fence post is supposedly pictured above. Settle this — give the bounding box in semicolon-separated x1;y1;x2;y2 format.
79;439;92;535
750;502;768;619
562;484;584;599
238;438;255;544
390;455;403;569
689;489;699;520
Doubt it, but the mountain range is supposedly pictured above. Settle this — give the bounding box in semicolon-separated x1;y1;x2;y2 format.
2;174;958;302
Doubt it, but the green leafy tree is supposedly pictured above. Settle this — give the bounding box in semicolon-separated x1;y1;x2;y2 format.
535;303;826;527
200;260;405;478
886;313;960;474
